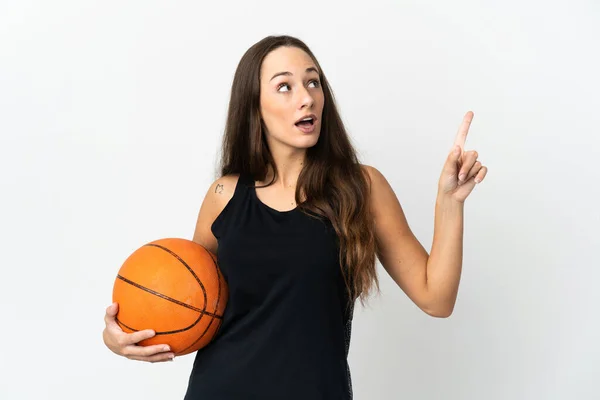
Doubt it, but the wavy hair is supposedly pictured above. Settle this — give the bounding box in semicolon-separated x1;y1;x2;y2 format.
217;35;379;307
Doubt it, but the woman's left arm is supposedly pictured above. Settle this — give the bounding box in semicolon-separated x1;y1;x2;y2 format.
366;111;488;318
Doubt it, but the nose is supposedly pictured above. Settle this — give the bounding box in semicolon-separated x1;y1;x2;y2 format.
297;86;315;109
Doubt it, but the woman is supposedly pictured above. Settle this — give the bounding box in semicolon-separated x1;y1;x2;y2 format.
102;35;487;399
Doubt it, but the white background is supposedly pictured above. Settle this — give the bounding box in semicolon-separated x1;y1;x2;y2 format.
1;0;598;399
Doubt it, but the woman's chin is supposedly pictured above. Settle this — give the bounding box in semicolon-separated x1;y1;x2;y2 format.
268;129;321;150
291;126;320;147
294;134;320;149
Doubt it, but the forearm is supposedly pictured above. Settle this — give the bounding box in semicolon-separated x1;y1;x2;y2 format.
425;194;465;315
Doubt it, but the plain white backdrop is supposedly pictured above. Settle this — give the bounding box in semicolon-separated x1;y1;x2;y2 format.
1;0;598;399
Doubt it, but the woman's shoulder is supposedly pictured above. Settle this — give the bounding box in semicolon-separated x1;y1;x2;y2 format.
359;163;382;187
359;164;375;177
192;173;241;252
207;174;241;210
358;163;393;205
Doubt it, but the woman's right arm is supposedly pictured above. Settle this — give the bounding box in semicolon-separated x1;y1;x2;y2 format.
101;174;238;362
191;174;239;254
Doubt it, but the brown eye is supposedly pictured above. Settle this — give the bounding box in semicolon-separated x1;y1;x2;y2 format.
277;83;291;92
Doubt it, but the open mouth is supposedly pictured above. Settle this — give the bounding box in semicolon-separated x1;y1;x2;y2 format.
294;117;316;133
294;117;315;128
294;114;318;133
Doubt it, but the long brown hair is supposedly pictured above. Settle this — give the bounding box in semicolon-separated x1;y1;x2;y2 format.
217;35;379;307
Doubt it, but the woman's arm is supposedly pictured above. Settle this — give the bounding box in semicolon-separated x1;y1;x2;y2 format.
192;174;240;254
364;112;487;317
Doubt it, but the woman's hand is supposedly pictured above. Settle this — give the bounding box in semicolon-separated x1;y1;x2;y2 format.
438;111;488;203
102;303;175;362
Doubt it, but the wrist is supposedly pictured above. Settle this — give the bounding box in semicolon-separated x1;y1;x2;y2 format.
436;192;465;209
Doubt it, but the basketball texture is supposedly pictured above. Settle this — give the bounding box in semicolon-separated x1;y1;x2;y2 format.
112;238;228;356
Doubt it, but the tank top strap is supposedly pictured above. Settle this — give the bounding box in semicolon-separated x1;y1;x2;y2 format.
234;172;254;195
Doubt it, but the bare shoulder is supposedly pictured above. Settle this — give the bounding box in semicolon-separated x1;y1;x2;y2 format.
359;164;402;215
192;174;240;254
209;174;240;208
360;164;386;189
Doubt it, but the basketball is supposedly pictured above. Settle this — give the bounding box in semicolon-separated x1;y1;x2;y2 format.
112;238;228;356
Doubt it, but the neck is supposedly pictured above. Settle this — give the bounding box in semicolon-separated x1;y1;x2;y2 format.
263;147;307;189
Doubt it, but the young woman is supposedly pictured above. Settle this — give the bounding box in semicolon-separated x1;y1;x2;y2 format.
102;35;487;399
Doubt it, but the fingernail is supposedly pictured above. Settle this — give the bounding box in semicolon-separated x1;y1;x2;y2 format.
459;173;466;181
163;346;170;352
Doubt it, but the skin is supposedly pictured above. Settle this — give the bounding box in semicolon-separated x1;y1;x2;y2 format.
102;46;488;362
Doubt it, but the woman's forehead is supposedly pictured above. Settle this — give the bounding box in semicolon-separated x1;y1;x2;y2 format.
261;47;317;78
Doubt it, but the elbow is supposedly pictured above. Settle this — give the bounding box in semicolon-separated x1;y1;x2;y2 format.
416;288;456;318
426;308;453;318
422;302;455;318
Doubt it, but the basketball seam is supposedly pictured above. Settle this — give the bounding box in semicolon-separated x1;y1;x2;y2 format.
116;274;223;319
180;248;225;353
144;243;226;354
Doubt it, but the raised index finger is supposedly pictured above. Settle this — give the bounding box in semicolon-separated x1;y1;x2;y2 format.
453;111;474;151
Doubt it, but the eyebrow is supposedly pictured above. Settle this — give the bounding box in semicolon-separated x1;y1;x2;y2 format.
269;67;320;82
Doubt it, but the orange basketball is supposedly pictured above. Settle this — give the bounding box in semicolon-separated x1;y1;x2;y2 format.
112;238;228;356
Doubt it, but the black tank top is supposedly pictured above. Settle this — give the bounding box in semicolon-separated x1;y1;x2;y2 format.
184;173;354;400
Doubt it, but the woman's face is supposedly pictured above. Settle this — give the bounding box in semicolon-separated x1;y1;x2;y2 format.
259;46;324;151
